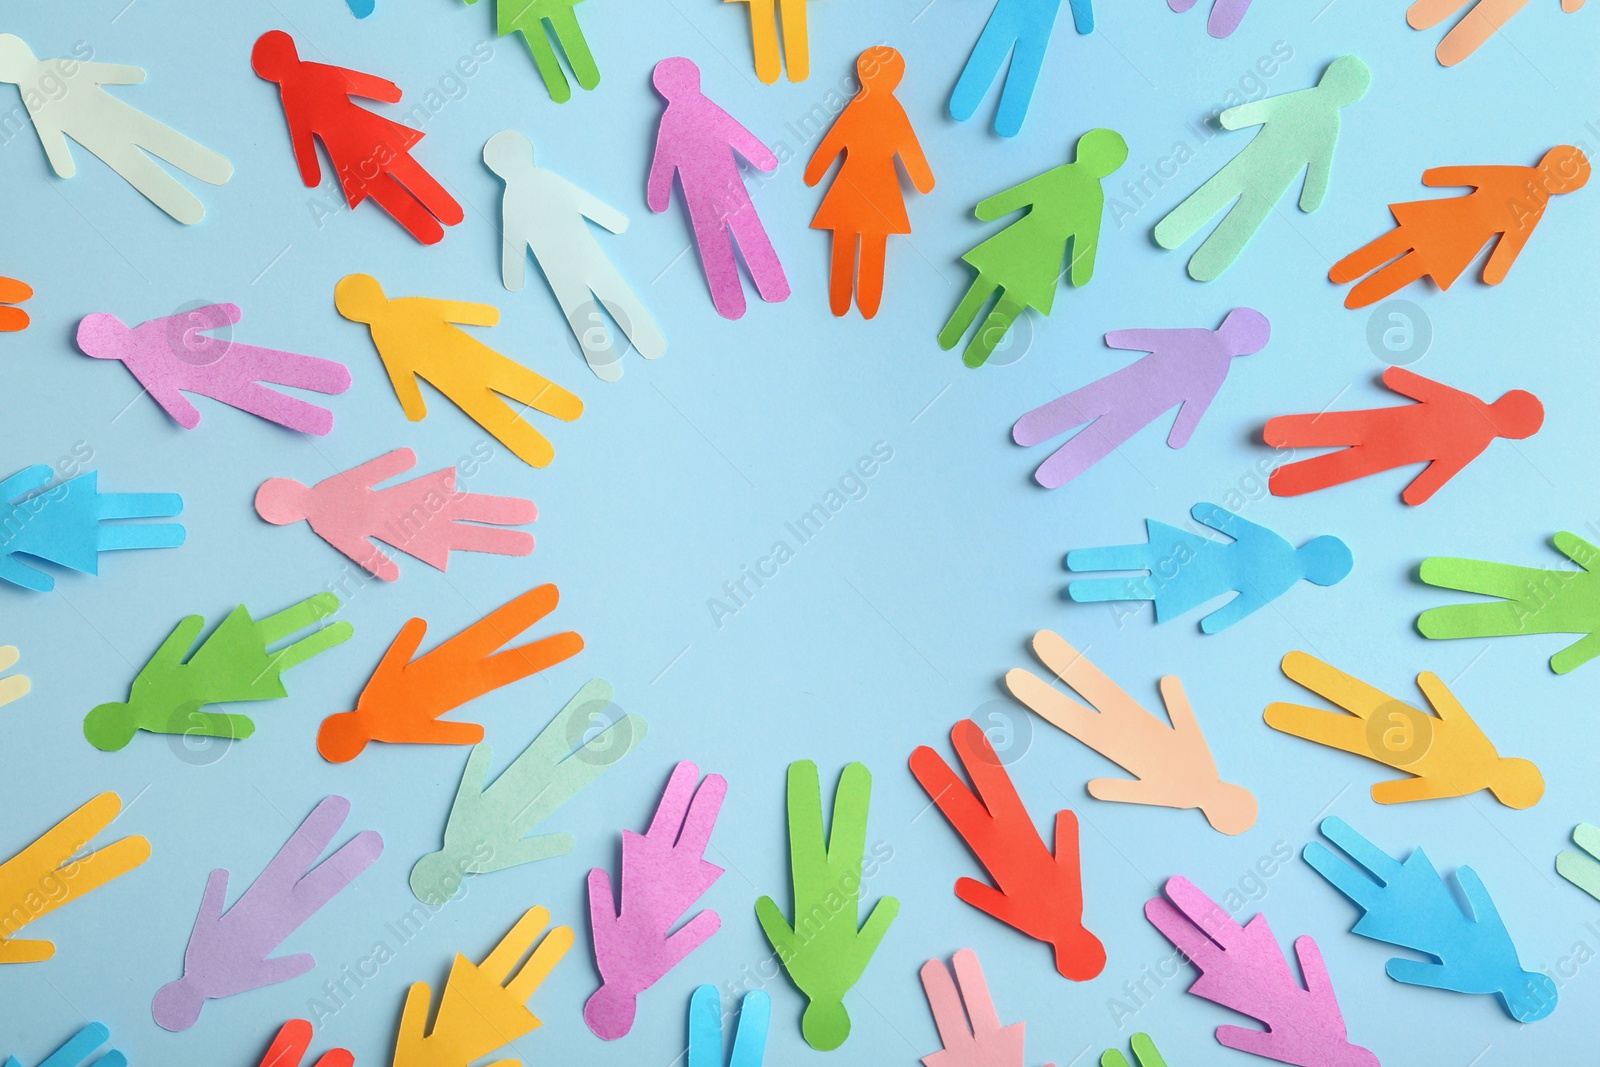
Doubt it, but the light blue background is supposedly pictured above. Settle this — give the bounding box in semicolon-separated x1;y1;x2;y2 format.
2;0;1598;1064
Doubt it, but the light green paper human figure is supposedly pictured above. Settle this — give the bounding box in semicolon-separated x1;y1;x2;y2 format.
940;128;1126;369
466;0;598;103
1103;1034;1168;1067
1155;56;1370;281
756;761;899;1051
1557;823;1600;902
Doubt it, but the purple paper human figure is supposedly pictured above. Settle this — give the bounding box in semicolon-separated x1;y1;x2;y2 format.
254;448;536;581
75;304;352;435
1169;0;1254;38
1013;308;1269;489
585;761;726;1040
647;57;789;320
151;795;383;1032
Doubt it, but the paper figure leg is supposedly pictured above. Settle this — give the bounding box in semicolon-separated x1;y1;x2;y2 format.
131;112;233;187
1208;0;1253;35
367;172;445;245
964;295;1023;367
778;0;811;80
439;520;535;559
857;233;887;319
939;276;997;350
516;22;574;103
253;349;354;397
93;492;186;552
1422;0;1531;64
387;153;465;228
549;8;601;90
693;215;749;320
1269;444;1378;497
744;0;783;84
1033;413;1141;489
97;142;208;225
222;381;338;436
994;30;1048;138
1067;543;1156;574
727;203;790;303
550;275;622;382
1263;702;1369;756
950;14;1015;122
598;286;666;361
1154;160;1246;251
1345;249;1432;309
461;389;559;467
828;232;856;317
1168;0;1199;10
266;619;354;674
1330;225;1413;284
1187;187;1271;281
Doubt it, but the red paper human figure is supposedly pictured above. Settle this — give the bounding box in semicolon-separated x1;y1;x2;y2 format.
252;30;464;244
1264;367;1543;506
257;1019;353;1067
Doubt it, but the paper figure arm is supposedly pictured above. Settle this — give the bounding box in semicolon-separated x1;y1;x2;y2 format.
282;103;322;188
1218;98;1272;130
432;299;500;327
803;122;849;187
1482;219;1538;285
895;114;936;194
646;137;677;213
569;180;629;234
1420;165;1487;189
974;173;1048;222
1198;589;1266;634
726;116;778;172
1101;329;1172;353
32;118;76;180
337;68;404;104
339;447;417;489
1190;501;1263;544
83;62;146;85
1554;531;1600;571
1301;139;1335;212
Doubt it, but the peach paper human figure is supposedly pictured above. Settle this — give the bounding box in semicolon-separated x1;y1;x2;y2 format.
252;31;464;245
1409;0;1586;66
728;0;816;82
647;57;790;321
0;35;232;224
1265;368;1544;505
75;304;351;436
0;276;32;332
805;47;934;319
255;448;536;581
1168;0;1254;37
585;761;727;1040
1330;147;1590;308
1013;308;1268;488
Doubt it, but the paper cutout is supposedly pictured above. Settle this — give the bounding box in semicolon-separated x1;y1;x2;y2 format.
319;584;582;762
84;594;353;752
756;760;899;1050
1066;503;1352;633
153;795;382;1031
256;1020;352;1067
1305;816;1556;1022
1014;308;1269;487
911;721;1103;981
1006;630;1257;833
0;465;184;592
647;58;789;320
727;0;814;82
0;793;149;964
942;131;1126;368
1102;1035;1166;1067
466;0;599;102
1556;823;1600;902
1410;0;1587;65
1417;534;1600;673
689;985;770;1067
345;0;375;16
5;1023;126;1067
1265;368;1543;505
485;130;664;381
256;448;535;581
586;760;726;1040
1330;148;1590;307
0;35;231;223
805;48;935;319
0;276;31;332
1168;0;1253;35
949;0;1094;136
0;644;29;707
1155;58;1370;280
1266;652;1542;807
919;948;1044;1067
411;679;646;905
76;304;352;435
394;906;571;1067
252;32;463;244
336;274;583;469
1145;876;1376;1067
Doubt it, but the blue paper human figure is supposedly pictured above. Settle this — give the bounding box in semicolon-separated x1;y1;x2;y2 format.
344;0;374;16
4;1023;126;1067
0;466;184;592
950;0;1094;137
688;985;769;1067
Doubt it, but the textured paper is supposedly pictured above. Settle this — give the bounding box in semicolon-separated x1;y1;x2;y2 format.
0;276;31;332
726;0;813;83
586;761;726;1040
8;1023;126;1067
919;948;1036;1067
689;984;770;1067
1169;0;1253;36
647;58;789;320
0;465;184;593
1409;0;1587;65
910;721;1103;979
1102;1034;1167;1067
949;0;1094;136
466;0;599;101
0;644;29;707
257;1019;352;1067
1556;823;1600;902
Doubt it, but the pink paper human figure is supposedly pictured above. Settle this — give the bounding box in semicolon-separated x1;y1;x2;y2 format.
255;448;535;581
647;57;789;320
920;948;1049;1067
75;304;351;435
1013;308;1269;489
585;761;727;1040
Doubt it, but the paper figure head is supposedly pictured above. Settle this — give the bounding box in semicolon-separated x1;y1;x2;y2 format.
857;46;904;91
75;313;132;360
317;710;370;764
410;849;468;906
652;56;701;100
1298;536;1354;586
1488;756;1544;810
1487;390;1544;440
152;976;205;1033
1536;146;1590;194
1503;969;1559;1023
483;129;535;178
1316;56;1371;106
802;996;851;1051
1054;923;1108;982
584;984;638;1040
0;34;37;79
251;30;301;81
1202;780;1260;836
1217;307;1271;356
83;700;141;752
254;478;313;525
334;274;387;323
1074;129;1129;179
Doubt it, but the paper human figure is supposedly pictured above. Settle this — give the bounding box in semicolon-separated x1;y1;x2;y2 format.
0;793;149;964
1265;368;1543;505
411;679;646;905
586;761;726;1040
1306;816;1556;1022
255;1020;352;1067
805;48;934;319
1006;630;1257;833
1417;534;1600;673
919;948;1042;1067
5;1023;127;1067
318;584;583;762
252;31;463;244
0;276;31;332
1331;147;1590;307
911;721;1104;981
466;0;599;102
1066;503;1352;633
950;0;1094;136
1266;652;1542;808
1014;308;1269;488
0;644;28;708
647;57;789;321
1168;0;1253;36
1145;876;1377;1067
393;906;572;1067
336;274;583;469
1102;1035;1166;1067
1556;823;1600;902
0;465;184;593
1156;57;1370;281
728;0;816;82
345;0;375;16
941;129;1126;368
153;795;382;1031
756;761;899;1050
1409;0;1587;65
256;448;536;581
84;594;353;752
0;35;232;223
485;130;665;381
688;985;769;1067
76;304;352;435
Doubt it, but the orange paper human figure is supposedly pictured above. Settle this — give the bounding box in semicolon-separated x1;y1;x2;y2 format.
1409;0;1587;66
1331;147;1590;308
317;584;583;762
728;0;815;82
804;48;934;320
0;276;31;332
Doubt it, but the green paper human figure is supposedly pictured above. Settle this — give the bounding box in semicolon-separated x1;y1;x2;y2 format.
467;0;598;103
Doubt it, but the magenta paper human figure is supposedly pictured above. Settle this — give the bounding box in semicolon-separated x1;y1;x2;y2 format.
585;761;727;1040
1145;876;1377;1067
255;448;535;581
1168;0;1254;37
75;304;351;435
1013;308;1269;489
647;57;789;320
151;795;383;1032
